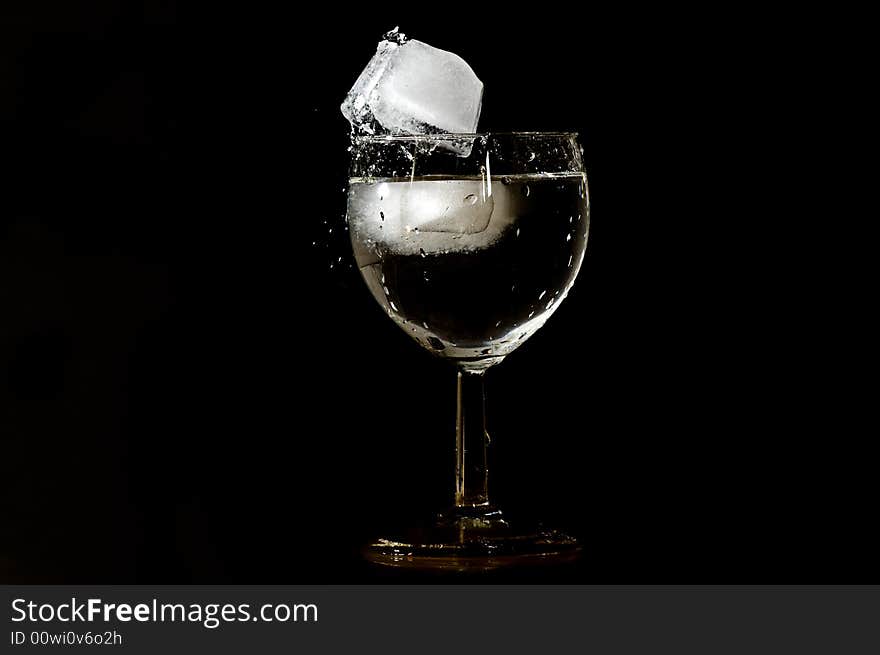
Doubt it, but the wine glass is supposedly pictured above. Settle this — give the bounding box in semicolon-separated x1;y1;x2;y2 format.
346;132;590;569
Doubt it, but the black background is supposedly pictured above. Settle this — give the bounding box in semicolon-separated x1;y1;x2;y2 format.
0;3;869;583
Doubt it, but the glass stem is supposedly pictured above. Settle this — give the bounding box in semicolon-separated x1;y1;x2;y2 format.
455;368;490;508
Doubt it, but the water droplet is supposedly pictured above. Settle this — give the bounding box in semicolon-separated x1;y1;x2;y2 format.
528;311;535;319
328;227;333;234
501;176;512;185
527;151;536;162
569;215;574;224
495;320;502;328
515;228;521;238
337;256;342;262
390;301;398;312
419;248;427;257
464;193;478;205
380;273;385;284
422;321;429;330
538;290;547;300
383;286;390;296
522;184;530;197
380;211;385;221
311;241;316;246
423;271;430;282
566;233;572;242
428;337;445;351
546;299;555;310
567;255;573;268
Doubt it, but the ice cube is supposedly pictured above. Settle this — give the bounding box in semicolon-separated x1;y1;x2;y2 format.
401;181;493;234
341;37;483;136
340;40;398;135
347;179;521;257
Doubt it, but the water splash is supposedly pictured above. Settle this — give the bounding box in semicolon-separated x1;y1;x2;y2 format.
383;26;408;45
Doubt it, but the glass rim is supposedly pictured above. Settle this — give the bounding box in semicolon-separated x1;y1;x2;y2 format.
351;131;579;143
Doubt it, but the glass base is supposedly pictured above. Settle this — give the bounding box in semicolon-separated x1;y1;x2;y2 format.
363;506;581;571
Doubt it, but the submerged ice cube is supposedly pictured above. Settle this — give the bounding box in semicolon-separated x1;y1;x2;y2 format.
400;181;493;234
341;36;483;136
346;179;521;258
